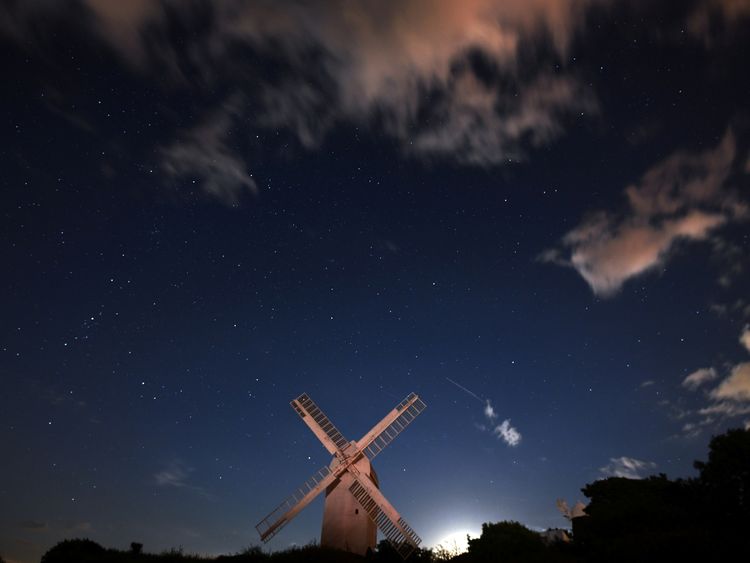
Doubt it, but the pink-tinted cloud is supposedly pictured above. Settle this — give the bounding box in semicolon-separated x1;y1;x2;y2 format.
710;362;750;402
740;325;750;353
688;0;750;42
218;0;603;163
679;325;750;435
683;367;719;390
84;0;160;63
2;1;605;168
544;130;745;296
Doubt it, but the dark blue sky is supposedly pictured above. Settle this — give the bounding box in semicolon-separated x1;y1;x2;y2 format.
2;2;750;562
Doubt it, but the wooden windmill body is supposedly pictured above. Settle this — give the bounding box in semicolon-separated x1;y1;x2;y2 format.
256;392;426;558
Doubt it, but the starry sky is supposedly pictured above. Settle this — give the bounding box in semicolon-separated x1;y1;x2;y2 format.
2;1;750;562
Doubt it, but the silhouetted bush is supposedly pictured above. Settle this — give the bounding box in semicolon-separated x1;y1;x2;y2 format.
131;542;144;555
467;521;545;562
694;427;750;521
369;539;433;562
41;538;110;563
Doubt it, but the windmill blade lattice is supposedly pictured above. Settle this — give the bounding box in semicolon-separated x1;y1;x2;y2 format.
358;393;426;460
255;464;337;542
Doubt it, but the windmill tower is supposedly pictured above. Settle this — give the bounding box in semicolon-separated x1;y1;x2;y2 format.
256;392;427;558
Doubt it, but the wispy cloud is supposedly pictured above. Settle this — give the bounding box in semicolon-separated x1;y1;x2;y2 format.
599;456;656;479
154;460;214;499
710;362;750;402
484;400;498;421
678;326;750;436
61;521;93;533
483;397;522;446
740;325;750;353
682;367;718;390
687;0;750;43
17;520;47;530
493;419;522;447
698;400;750;418
160;96;257;205
542;131;746;296
155;461;190;488
2;1;605;169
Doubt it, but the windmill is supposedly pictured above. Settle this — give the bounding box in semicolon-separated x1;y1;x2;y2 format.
256;392;427;558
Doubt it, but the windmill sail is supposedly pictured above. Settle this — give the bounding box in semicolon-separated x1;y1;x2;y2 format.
357;393;426;460
348;476;422;559
292;393;349;454
255;464;337;542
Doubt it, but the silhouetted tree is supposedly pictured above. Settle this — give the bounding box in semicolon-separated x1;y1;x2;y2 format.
576;474;709;562
130;542;143;555
694;427;750;521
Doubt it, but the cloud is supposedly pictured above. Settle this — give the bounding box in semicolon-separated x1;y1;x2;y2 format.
698;400;750;418
687;0;750;43
543;130;746;296
710;362;750;402
679;326;750;435
484;399;498;421
61;521;93;533
83;0;161;65
493;419;522;447
2;0;606;167
225;0;601;164
740;325;750;353
154;460;215;499
160;96;257;205
682;367;718;390
154;461;190;488
17;520;47;530
448;381;522;448
409;72;595;165
599;456;656;479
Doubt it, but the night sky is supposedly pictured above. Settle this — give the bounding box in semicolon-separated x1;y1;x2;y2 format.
2;2;750;562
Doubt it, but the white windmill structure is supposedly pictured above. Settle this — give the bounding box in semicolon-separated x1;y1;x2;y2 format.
256;392;427;558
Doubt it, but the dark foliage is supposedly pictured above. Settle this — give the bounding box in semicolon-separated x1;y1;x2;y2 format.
576;427;750;562
369;540;434;563
694;427;750;521
468;521;544;562
575;475;710;562
466;521;575;563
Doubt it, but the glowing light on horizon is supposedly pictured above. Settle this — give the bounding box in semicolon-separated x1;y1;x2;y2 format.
433;529;477;555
